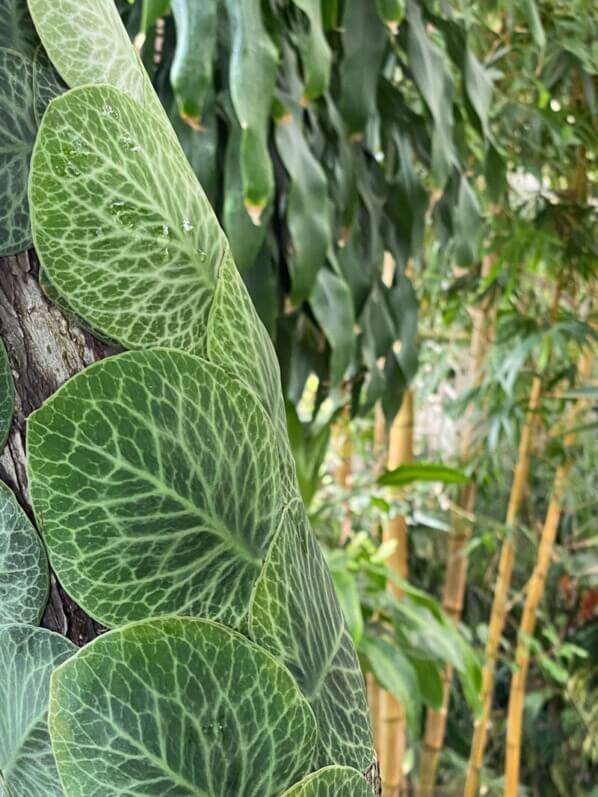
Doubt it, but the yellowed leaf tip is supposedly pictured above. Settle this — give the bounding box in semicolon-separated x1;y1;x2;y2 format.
181;114;205;132
245;202;264;227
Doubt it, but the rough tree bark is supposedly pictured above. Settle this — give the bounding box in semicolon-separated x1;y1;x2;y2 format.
0;250;114;645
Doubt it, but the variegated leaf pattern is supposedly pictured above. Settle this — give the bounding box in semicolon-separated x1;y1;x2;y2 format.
207;253;298;501
29;84;227;354
281;766;373;796
27;0;145;102
27;349;284;629
0;482;48;627
0;339;13;449
0;0;38;56
32;45;66;126
0;47;36;255
49;618;317;796
249;500;373;771
0;625;75;797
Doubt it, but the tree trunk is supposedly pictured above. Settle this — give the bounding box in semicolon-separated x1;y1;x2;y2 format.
504;346;593;796
378;389;414;797
0;250;114;645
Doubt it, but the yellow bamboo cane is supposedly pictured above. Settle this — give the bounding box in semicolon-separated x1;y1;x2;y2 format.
464;283;561;797
503;346;593;796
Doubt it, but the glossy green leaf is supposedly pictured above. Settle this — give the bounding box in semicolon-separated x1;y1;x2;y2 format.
249;500;373;770
291;0;331;99
0;0;38;56
49;618;317;796
0;624;75;796
375;0;405;28
339;0;387;135
140;0;170;33
0;482;48;627
360;633;420;733
412;658;444;710
281;766;373;796
310;268;355;386
27;0;145;101
0;340;13;449
378;462;468;488
226;0;277;216
275;104;332;302
29;84;227;354
27;349;284;629
0;47;36;255
170;0;217;124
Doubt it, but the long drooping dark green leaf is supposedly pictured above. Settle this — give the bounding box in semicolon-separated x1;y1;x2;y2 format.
290;0;331;100
170;0;217;125
249;500;373;770
0;625;75;796
225;0;278;218
0;482;48;627
310;268;355;385
29;84;226;353
50;618;317;796
281;766;373;796
27;349;284;629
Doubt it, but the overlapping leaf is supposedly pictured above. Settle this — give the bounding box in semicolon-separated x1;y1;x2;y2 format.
0;625;75;796
310;268;355;386
290;0;331;100
0;340;13;449
0;482;48;627
249;500;373;770
0;0;38;56
50;618;317;796
29;84;227;353
281;766;373;796
27;0;145;101
0;48;37;255
27;349;283;628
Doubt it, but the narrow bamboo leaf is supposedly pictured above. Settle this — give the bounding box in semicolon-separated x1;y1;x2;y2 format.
375;0;405;28
0;47;36;255
49;618;317;796
29;84;227;354
32;45;66;126
464;49;493;139
454;174;482;266
281;766;373;796
170;0;217;125
206;253;298;501
249;500;373;770
0;0;38;56
521;0;546;49
275;105;332;302
27;349;284;629
406;1;455;184
0;339;13;449
310;268;355;385
378;462;468;487
339;0;386;135
140;0;170;33
361;633;420;732
225;0;278;216
291;0;331;99
0;625;75;796
0;481;49;626
27;0;145;102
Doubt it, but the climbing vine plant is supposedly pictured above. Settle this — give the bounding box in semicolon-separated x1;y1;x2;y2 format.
0;0;378;794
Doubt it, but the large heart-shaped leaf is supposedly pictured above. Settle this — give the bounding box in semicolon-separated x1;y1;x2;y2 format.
0;47;36;255
27;0;145;101
249;500;373;770
0;624;75;796
27;349;283;628
0;482;48;627
281;766;373;796
29;84;227;353
49;618;317;796
0;339;13;449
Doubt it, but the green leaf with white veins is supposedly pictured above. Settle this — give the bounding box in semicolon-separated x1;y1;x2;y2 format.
0;481;49;627
27;0;145;102
0;0;38;57
281;766;373;796
249;500;373;771
0;625;75;797
0;47;36;256
27;349;284;629
29;84;228;354
49;618;317;797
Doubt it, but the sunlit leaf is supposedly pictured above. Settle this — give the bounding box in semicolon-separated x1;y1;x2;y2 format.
281;766;373;796
378;462;468;487
50;618;317;796
27;349;284;628
0;482;48;627
0;625;75;796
